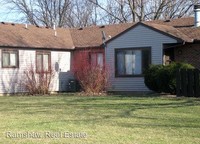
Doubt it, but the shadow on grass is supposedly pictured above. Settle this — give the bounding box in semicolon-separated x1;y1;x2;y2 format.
0;96;199;113
0;96;200;131
118;122;200;129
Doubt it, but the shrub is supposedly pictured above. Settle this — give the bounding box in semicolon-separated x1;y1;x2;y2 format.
72;51;109;95
144;62;194;94
22;65;54;95
144;65;163;92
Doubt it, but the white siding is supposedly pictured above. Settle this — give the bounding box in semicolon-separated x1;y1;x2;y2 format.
51;51;73;92
0;49;72;94
106;24;177;92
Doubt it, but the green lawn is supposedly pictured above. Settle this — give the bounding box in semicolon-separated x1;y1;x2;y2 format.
0;94;200;144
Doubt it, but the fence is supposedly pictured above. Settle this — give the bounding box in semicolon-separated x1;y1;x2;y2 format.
176;69;200;97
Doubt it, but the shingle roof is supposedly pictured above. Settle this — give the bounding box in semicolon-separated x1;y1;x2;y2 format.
142;22;193;42
69;23;133;48
146;17;194;28
177;27;200;41
0;23;74;49
105;17;200;44
0;17;199;49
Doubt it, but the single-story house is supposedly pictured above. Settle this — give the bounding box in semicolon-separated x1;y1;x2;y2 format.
1;5;200;94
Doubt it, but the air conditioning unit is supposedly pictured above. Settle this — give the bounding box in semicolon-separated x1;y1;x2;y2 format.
67;79;80;92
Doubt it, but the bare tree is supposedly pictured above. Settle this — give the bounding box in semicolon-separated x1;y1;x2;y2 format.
66;0;96;27
163;0;199;20
89;0;133;23
1;0;71;27
89;0;199;24
145;0;199;20
1;0;97;27
0;0;199;26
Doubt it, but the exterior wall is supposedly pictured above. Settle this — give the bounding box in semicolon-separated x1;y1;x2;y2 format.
51;51;73;92
106;24;177;92
174;44;200;70
71;47;104;70
0;49;72;94
0;50;34;94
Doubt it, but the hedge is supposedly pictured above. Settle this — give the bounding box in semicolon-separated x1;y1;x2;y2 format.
144;62;194;94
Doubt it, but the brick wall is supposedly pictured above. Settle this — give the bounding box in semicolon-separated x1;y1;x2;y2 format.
174;44;200;69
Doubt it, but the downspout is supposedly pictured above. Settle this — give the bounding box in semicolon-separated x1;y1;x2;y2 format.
101;31;107;71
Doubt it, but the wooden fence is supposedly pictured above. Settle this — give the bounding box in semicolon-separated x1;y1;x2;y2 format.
176;69;200;97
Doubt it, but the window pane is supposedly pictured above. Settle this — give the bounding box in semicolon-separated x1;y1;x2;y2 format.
125;50;134;75
142;49;150;73
91;53;96;67
117;51;125;75
2;53;9;67
43;54;49;71
36;54;42;71
116;48;151;76
135;50;142;74
10;53;17;66
97;53;103;68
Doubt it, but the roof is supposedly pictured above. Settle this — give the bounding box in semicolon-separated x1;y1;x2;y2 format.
0;17;199;50
69;23;133;48
141;22;193;42
177;27;200;41
0;23;74;50
146;17;195;28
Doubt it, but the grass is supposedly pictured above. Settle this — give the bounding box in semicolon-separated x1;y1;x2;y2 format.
0;94;200;144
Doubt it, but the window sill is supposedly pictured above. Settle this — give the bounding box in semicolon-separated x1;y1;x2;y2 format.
36;71;51;74
115;74;144;78
2;66;19;69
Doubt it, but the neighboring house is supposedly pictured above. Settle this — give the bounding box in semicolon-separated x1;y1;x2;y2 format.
0;24;74;94
105;22;192;92
1;5;200;94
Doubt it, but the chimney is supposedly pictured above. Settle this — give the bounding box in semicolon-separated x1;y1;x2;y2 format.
53;23;57;37
194;5;200;27
53;23;56;30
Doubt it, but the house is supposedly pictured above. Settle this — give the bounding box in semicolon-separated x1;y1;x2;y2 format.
0;21;133;94
1;5;200;94
105;21;193;92
0;24;74;94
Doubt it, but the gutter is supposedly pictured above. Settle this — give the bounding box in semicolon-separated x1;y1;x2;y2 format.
0;45;75;51
163;38;196;49
192;39;200;43
163;41;186;49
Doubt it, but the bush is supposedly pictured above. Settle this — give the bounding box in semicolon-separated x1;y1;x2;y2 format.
72;51;109;95
22;65;54;95
144;65;163;92
144;62;194;94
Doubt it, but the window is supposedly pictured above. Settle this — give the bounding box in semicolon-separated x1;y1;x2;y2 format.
90;52;104;68
36;51;51;72
2;49;19;68
115;48;151;77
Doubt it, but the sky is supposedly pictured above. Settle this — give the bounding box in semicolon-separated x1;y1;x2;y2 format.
0;4;22;23
0;0;107;23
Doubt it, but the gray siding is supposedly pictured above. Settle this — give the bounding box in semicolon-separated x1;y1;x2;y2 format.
0;49;73;94
106;24;177;92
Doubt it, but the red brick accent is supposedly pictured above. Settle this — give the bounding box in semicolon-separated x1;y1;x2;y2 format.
174;44;200;69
